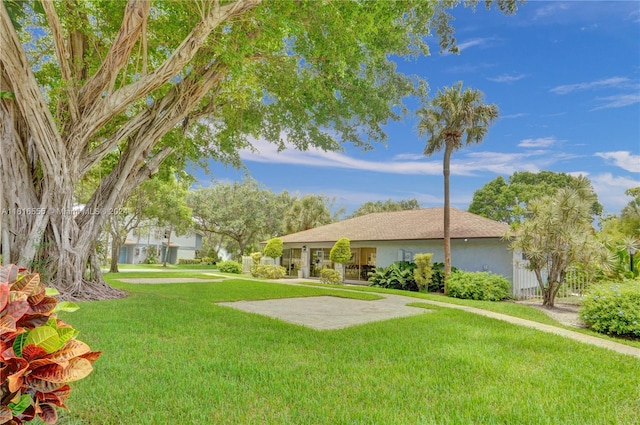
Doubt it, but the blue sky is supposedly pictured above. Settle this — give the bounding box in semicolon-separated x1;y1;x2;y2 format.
190;1;640;217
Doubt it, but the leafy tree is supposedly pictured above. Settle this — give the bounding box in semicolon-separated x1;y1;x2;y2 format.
350;198;421;218
0;0;519;298
187;179;286;258
507;179;612;308
469;171;603;224
620;187;640;237
417;82;498;288
281;194;339;235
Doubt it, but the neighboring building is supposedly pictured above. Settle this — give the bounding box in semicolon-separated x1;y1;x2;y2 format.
276;207;536;296
119;229;202;265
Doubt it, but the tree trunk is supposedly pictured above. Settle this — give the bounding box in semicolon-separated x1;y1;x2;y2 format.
109;238;121;273
442;145;453;294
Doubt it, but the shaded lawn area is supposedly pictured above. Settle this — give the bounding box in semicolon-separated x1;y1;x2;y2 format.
58;275;640;424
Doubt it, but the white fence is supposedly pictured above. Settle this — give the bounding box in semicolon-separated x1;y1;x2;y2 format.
512;265;590;300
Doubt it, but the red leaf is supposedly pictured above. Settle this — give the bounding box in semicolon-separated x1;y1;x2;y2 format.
7;299;29;321
21;344;49;361
28;297;57;315
0;281;9;310
27;287;46;306
0;264;19;284
25;376;65;393
37;402;58;425
36;384;71;407
17;313;49;328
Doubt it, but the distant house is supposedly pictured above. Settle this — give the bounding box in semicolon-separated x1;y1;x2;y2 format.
276;208;535;295
119;229;202;265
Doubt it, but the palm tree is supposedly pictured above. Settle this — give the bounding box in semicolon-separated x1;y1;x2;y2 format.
417;82;498;292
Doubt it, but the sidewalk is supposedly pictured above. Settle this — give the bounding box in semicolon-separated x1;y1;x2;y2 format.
269;278;640;359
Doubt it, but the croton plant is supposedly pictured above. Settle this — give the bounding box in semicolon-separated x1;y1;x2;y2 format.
0;264;100;424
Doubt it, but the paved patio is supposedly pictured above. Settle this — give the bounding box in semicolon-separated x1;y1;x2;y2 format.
217;295;430;330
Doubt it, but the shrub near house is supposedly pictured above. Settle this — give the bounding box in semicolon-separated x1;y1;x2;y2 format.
446;271;511;301
580;280;640;338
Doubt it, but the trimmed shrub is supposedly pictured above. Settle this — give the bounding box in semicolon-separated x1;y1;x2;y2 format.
264;238;283;260
330;238;351;264
447;271;511;301
200;257;216;265
178;258;202;265
252;264;287;279
320;268;342;284
0;264;101;424
368;261;418;292
413;253;433;290
217;260;242;274
580;280;640;338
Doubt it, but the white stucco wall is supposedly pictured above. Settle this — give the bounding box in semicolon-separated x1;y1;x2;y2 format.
375;238;514;280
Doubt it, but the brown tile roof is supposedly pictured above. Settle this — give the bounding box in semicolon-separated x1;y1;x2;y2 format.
278;207;510;244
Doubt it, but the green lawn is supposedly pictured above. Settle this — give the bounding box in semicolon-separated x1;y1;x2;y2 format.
57;273;640;424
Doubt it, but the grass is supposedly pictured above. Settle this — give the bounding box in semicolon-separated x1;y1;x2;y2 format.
302;282;640;349
54;272;640;424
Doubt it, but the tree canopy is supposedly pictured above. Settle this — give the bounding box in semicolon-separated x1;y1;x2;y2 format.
469;171;604;224
350;199;421;218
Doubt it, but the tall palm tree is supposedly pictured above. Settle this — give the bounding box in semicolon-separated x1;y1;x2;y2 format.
417;82;498;292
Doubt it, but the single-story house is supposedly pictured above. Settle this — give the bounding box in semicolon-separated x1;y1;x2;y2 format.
275;207;536;296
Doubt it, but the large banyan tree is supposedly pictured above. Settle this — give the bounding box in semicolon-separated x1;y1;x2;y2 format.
0;0;517;299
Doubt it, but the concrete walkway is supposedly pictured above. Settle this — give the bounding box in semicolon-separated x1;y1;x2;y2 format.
259;278;640;360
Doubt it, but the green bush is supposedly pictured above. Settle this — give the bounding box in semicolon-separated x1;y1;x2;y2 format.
580;280;640;338
143;246;158;264
200;257;216;265
320;267;342;284
178;258;202;265
447;271;511;301
217;260;242;274
251;264;287;279
330;238;351;264
250;252;262;265
368;261;418;292
428;262;459;293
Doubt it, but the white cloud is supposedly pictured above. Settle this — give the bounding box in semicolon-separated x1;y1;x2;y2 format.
591;93;640;110
457;37;496;52
534;3;570;20
487;74;527;83
518;137;558;148
501;113;528;119
595;151;640;172
239;138;570;178
550;77;631;94
589;173;640;214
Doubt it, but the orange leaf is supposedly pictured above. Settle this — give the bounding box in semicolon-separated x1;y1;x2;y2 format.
30;357;93;383
28;297;57;315
0;314;16;334
80;350;102;363
11;273;41;296
49;340;90;363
